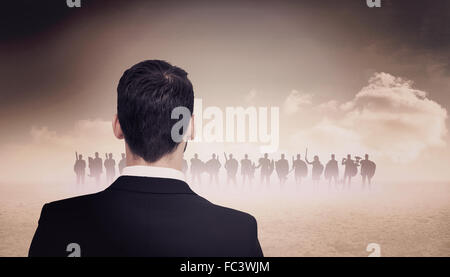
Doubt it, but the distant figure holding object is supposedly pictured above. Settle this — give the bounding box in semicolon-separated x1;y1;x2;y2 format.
305;148;324;186
224;153;238;186
88;155;94;182
275;154;289;187
89;152;103;185
104;153;116;184
342;154;358;189
291;154;308;185
249;162;257;185
74;152;86;185
205;154;221;185
360;154;376;190
240;154;252;185
325;154;339;190
256;153;271;186
118;153;126;174
190;153;203;184
268;159;275;185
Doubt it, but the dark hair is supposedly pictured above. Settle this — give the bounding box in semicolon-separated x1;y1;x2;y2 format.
117;60;194;163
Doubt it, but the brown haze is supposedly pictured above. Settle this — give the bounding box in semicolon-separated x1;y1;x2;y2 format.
0;0;449;256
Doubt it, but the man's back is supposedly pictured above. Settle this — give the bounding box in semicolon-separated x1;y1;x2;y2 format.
29;176;263;257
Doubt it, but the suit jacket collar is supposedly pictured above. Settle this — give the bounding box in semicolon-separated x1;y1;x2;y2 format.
107;176;196;194
121;165;185;182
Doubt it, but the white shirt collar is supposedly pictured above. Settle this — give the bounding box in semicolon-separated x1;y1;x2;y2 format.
121;165;185;182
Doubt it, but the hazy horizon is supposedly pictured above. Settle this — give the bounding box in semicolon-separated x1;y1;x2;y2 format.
1;0;449;184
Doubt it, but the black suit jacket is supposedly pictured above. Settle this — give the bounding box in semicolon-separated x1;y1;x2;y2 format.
28;176;263;257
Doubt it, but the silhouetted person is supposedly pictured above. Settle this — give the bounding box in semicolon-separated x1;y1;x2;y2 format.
275;154;289;187
89;152;103;185
360;154;376;189
74;152;86;185
88;154;95;183
104;153;116;184
190;153;203;184
305;149;323;186
118;153;126;174
291;154;307;185
181;158;188;176
249;162;257;184
268;159;275;184
29;60;262;257
240;154;252;184
342;154;358;189
205;154;221;185
256;153;271;185
325;154;339;189
224;153;238;186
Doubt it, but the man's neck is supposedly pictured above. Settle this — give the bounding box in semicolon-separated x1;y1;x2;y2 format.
126;156;182;171
124;144;183;172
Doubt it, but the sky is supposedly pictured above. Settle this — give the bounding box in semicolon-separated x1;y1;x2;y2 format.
0;0;449;183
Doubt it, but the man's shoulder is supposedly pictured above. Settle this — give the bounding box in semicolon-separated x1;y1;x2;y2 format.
212;203;254;219
197;197;257;227
40;192;103;221
40;190;258;230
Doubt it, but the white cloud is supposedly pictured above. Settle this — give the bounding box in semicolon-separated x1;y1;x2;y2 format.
245;89;258;103
29;119;118;150
283;90;313;115
316;100;339;114
291;72;448;163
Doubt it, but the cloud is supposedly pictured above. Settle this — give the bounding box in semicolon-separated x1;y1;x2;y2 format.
244;89;258;103
29;119;118;149
291;72;448;163
316;100;339;114
0;119;122;184
283;90;313;115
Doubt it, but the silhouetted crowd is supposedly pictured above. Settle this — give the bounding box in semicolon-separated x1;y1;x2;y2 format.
74;150;376;190
74;152;126;186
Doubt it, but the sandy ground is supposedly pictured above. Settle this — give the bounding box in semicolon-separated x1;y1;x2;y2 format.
1;177;449;257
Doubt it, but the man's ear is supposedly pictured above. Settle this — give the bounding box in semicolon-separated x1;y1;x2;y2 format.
112;114;124;139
